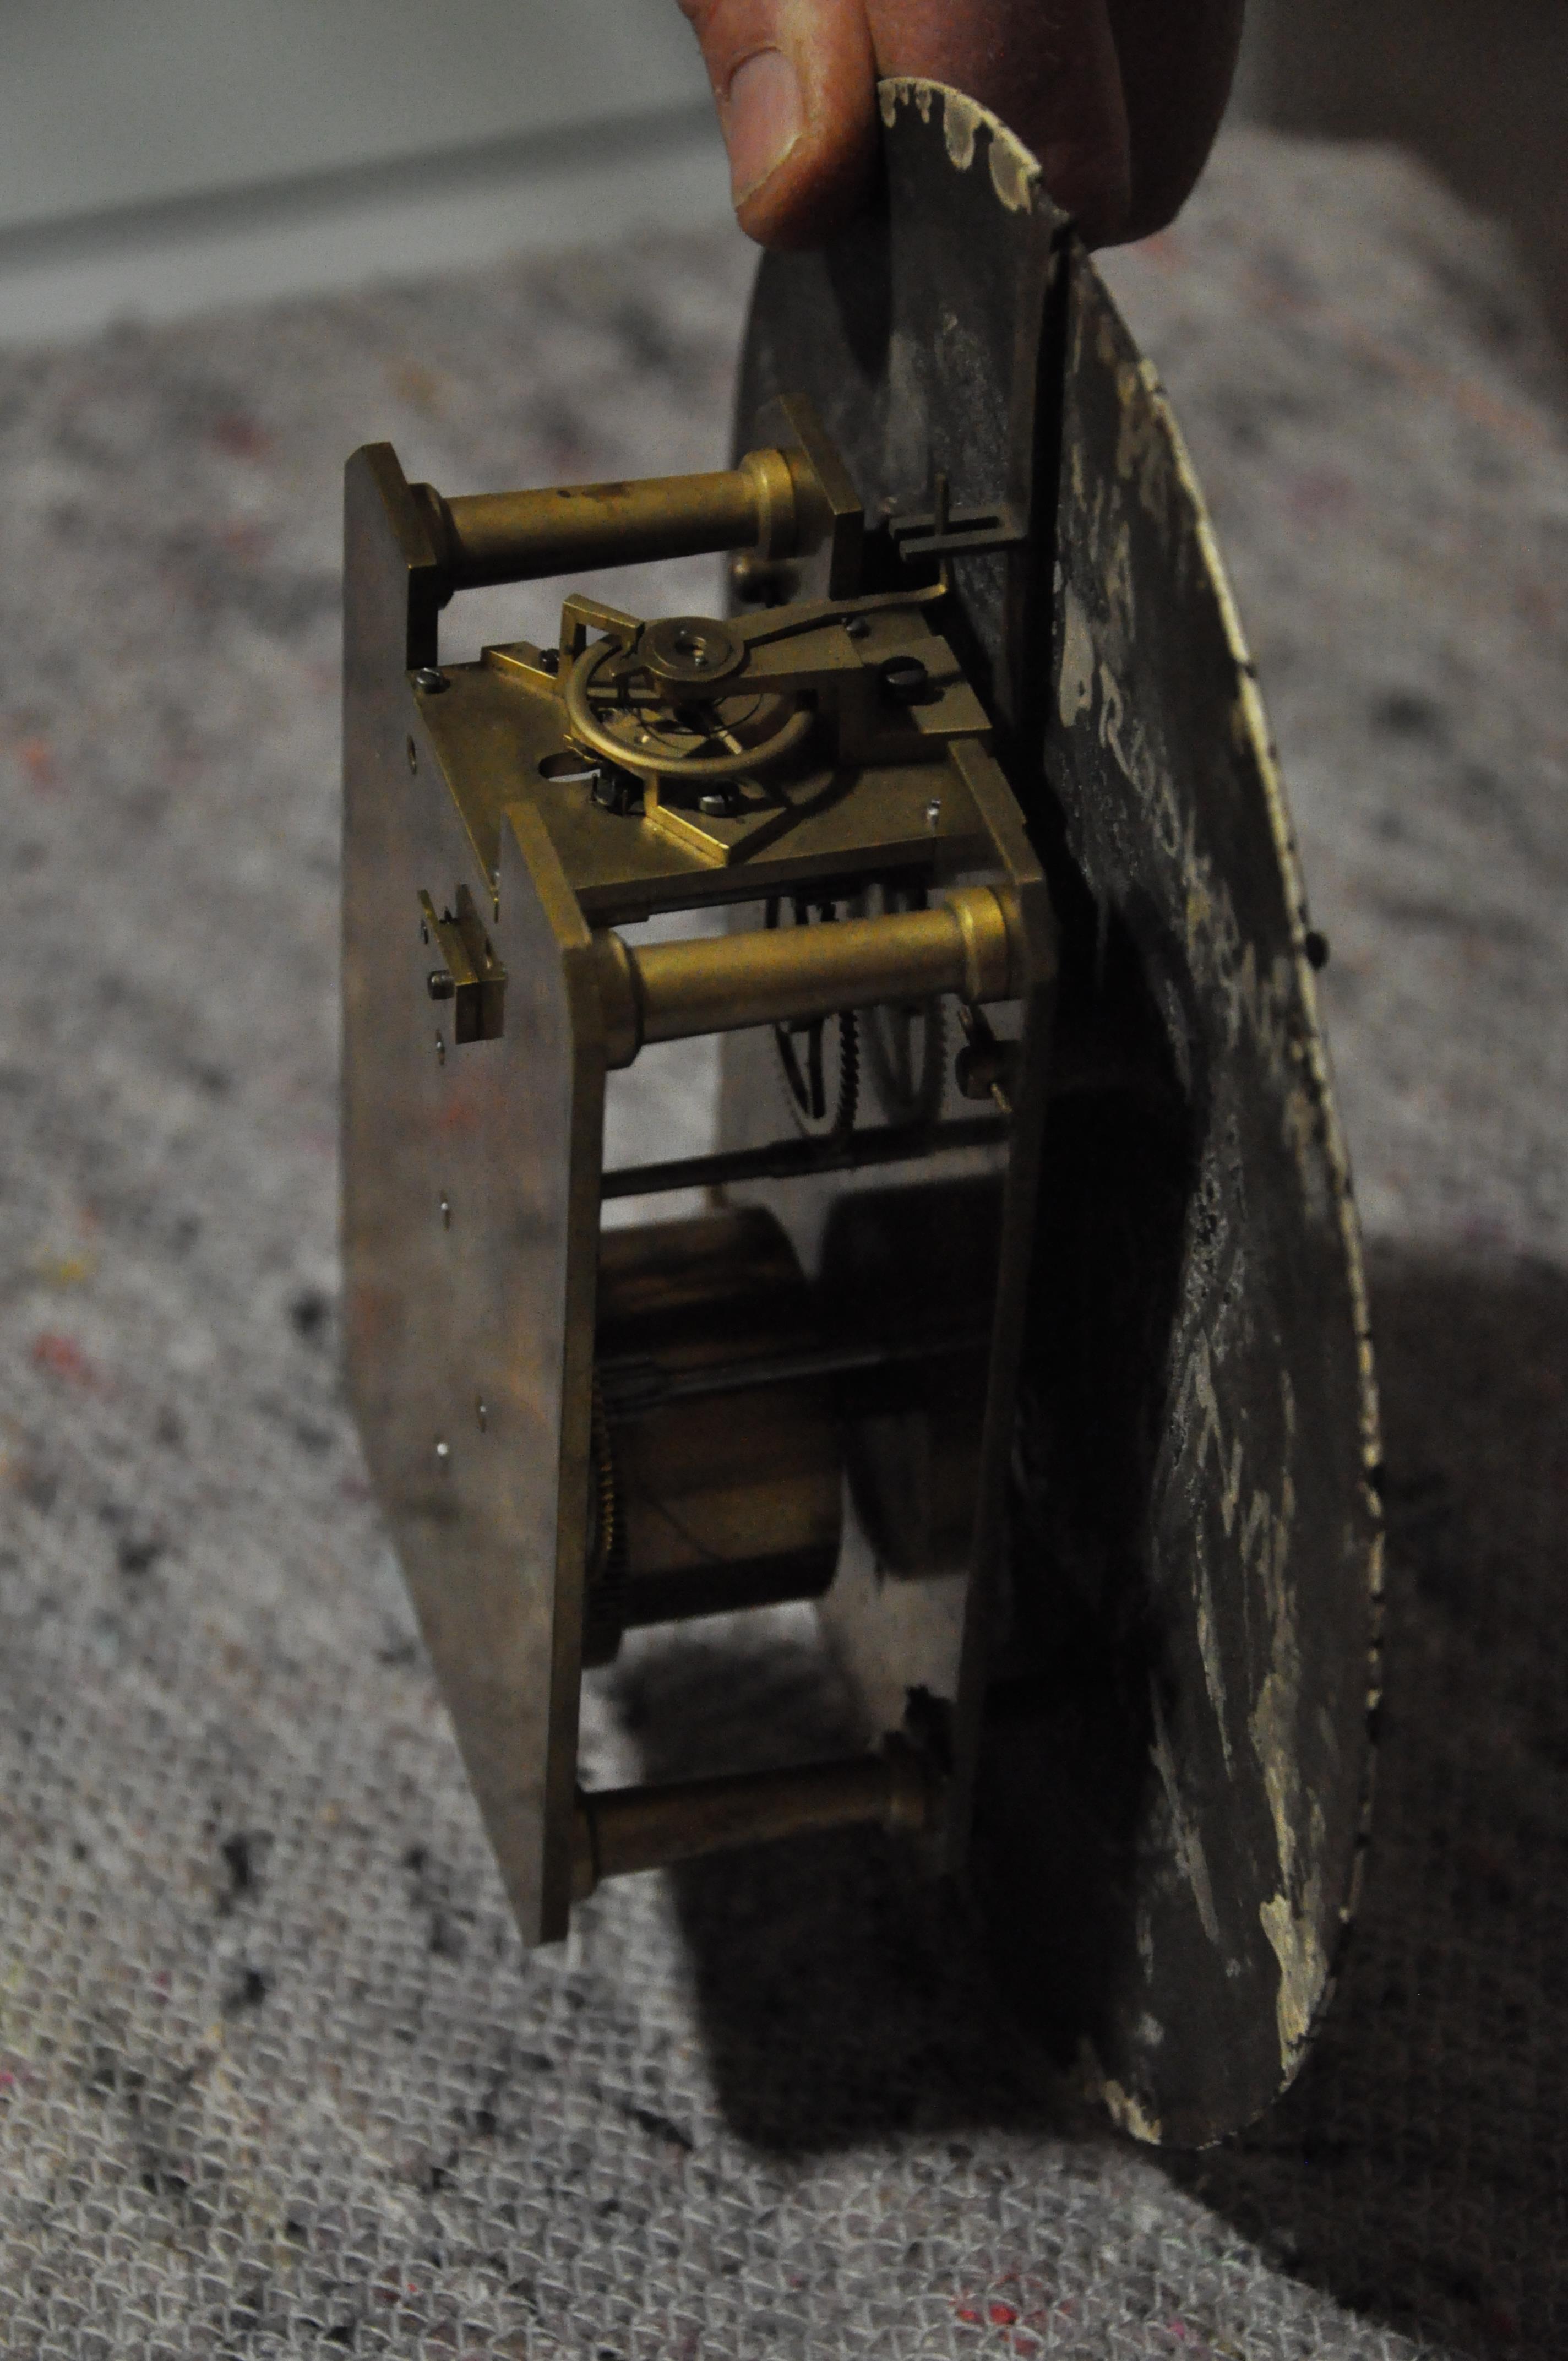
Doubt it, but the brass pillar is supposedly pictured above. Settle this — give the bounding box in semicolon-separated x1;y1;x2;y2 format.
571;1738;934;1900
413;445;823;591
592;886;1020;1070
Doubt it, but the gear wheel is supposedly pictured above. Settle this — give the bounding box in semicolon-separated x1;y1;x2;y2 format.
765;896;860;1139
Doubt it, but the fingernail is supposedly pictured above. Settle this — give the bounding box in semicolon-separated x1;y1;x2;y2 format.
724;48;805;207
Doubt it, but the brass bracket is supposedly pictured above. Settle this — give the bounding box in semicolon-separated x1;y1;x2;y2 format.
886;471;1027;563
417;884;505;1044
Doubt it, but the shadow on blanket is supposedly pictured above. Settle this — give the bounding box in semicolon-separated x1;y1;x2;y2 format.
611;1249;1568;2360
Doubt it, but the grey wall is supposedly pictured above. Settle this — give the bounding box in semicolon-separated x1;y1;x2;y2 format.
0;2;727;343
3;2;1560;363
0;0;710;234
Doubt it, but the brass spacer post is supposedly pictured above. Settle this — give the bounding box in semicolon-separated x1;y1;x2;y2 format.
411;443;836;595
591;886;1019;1070
571;1734;935;1901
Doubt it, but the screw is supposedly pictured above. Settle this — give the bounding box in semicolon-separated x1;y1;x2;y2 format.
406;736;418;774
699;786;738;819
412;667;448;694
925;797;942;833
537;647;560;677
434;1032;446;1067
878;654;929;704
671;627;711;668
439;1194;451;1230
475;1396;488;1433
843;616;870;640
434;1438;451;1471
427;968;455;1001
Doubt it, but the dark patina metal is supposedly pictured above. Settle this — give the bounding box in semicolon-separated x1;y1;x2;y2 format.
729;79;1382;2146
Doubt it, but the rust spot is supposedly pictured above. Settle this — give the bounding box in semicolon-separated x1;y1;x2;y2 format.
211;411;271;459
30;1330;104;1391
13;734;58;794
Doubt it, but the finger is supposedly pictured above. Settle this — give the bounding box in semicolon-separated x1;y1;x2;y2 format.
864;0;1133;247
678;0;879;248
1105;0;1245;241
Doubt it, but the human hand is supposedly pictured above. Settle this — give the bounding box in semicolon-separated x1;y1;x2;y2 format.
677;0;1244;250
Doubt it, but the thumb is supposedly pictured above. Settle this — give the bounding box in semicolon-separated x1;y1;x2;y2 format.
678;0;879;248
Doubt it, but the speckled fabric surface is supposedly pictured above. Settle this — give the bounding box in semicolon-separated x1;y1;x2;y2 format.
2;128;1565;2360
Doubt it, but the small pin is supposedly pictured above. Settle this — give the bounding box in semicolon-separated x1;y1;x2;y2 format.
434;1438;451;1471
925;798;942;834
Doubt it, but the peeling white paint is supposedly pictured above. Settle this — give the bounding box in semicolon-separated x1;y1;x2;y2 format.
879;78;943;134
1260;1880;1326;2064
1113;357;1172;538
1102;520;1135;655
875;77;1042;213
1177;1331;1330;2069
986;122;1039;213
1238;1361;1331;2074
940;87;979;173
1150;1682;1223;1947
1057;589;1095;728
1101;2075;1162;2146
